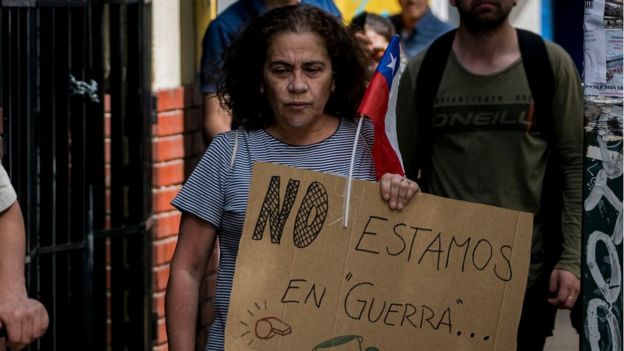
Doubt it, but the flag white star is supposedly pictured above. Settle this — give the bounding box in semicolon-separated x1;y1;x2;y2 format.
386;53;397;73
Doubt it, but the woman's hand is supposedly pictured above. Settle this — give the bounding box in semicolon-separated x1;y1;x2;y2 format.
379;173;420;210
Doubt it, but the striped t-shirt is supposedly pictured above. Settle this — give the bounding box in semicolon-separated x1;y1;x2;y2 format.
171;118;376;351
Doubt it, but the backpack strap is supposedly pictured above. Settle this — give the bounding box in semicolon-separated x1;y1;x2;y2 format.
415;29;456;190
516;29;563;269
516;28;555;136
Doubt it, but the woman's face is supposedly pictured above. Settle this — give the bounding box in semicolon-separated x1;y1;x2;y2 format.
263;31;334;130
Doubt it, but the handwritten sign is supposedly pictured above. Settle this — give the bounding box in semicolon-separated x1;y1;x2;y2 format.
226;162;532;350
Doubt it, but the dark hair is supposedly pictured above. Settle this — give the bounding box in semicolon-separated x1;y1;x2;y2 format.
349;12;396;44
218;4;368;130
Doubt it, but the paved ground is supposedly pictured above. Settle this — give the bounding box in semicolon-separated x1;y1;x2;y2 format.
544;309;579;351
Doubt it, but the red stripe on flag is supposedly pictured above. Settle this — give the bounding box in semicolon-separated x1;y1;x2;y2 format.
358;72;405;179
358;73;390;122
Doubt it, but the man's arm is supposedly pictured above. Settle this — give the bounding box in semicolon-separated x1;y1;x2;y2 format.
546;43;583;309
203;94;232;144
0;201;49;350
166;213;217;351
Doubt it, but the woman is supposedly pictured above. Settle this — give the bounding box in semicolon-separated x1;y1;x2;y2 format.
165;5;419;351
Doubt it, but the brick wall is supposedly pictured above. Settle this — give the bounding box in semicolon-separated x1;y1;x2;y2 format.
151;85;219;351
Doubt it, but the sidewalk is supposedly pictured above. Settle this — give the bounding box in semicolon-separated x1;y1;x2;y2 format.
544;309;579;351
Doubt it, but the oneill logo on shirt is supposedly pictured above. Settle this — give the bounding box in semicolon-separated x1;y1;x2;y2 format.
432;103;534;133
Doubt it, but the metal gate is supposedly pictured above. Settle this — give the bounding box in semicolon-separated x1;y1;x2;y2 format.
0;0;154;350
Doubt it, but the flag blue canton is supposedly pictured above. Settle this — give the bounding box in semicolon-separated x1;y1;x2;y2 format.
377;35;401;84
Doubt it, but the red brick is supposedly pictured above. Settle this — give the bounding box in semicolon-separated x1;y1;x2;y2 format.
153;160;185;187
153;186;180;213
153;292;165;319
153;237;178;266
106;239;111;263
153;211;182;239
105;138;111;164
105;189;111;215
104;94;111;113
105;215;111;230
157;87;184;112
156;318;167;345
153;265;170;292
105;165;111;188
154;110;184;137
153;135;185;163
104;114;111;138
106;266;111;290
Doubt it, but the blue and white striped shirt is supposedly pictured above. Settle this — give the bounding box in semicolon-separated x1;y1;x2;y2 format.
172;118;375;350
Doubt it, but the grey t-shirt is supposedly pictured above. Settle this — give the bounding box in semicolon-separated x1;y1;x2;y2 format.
396;40;583;286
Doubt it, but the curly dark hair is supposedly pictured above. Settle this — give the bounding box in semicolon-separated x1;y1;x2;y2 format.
217;4;368;130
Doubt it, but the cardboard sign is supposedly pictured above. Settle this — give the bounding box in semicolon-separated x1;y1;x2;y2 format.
226;162;532;351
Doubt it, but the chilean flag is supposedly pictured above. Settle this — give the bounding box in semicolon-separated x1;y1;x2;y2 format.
357;34;405;180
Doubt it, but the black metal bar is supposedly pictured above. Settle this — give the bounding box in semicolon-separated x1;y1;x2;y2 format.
85;1;107;349
34;242;87;255
139;3;154;348
68;7;89;349
37;0;88;6
109;1;153;349
1;0;37;7
38;6;58;349
109;3;131;350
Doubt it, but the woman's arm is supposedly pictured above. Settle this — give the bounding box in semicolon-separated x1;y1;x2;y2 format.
166;213;218;351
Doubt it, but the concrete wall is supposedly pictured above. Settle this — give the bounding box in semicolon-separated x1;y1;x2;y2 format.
151;0;198;91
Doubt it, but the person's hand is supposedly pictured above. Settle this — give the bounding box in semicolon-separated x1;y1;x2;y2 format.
379;173;420;210
0;295;48;350
547;268;580;309
354;31;373;59
354;31;373;52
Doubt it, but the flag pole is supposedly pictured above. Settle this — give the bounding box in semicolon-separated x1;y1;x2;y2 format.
343;116;365;228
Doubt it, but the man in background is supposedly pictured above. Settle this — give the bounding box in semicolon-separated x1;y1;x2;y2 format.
391;0;453;58
200;0;341;143
0;163;48;351
396;0;582;349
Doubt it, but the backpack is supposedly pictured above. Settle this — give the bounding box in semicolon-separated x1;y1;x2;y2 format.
414;28;563;270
